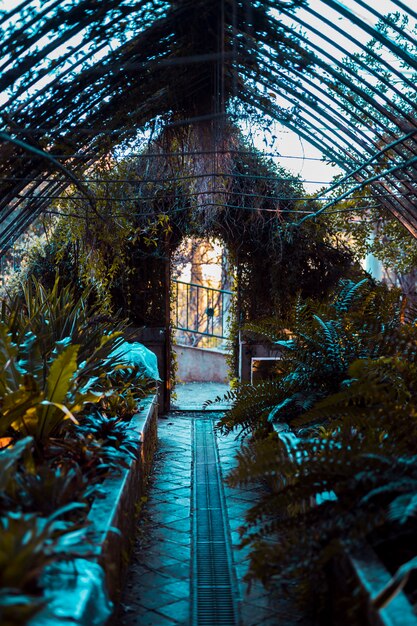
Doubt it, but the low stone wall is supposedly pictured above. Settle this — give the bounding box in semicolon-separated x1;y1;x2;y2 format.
30;394;158;626
91;394;158;600
174;344;229;383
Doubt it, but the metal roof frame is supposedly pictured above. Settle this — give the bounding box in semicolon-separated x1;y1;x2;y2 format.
0;0;416;251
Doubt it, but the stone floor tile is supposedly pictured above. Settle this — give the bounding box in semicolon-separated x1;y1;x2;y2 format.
158;562;190;580
153;481;189;492
228;503;252;516
128;609;175;626
244;586;269;602
166;497;190;507
147;503;186;517
167;469;191;478
115;408;315;626
162;519;190;533
229;492;257;504
138;573;176;590
172;382;232;410
157;532;191;547
167;458;191;466
151;493;176;504
136;589;180;611
147;545;190;562
240;603;279;624
146;542;187;557
160;580;190;599
157;599;190;622
231;530;243;544
160;514;190;528
152;512;189;525
158;487;191;500
229;518;247;532
144;558;173;572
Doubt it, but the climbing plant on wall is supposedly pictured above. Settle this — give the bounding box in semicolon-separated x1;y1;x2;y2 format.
19;124;353;354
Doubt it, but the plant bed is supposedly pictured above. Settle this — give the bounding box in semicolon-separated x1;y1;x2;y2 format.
218;280;417;625
28;394;158;626
270;423;417;626
0;278;160;626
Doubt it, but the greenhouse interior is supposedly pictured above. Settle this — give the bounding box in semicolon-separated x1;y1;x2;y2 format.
1;0;417;624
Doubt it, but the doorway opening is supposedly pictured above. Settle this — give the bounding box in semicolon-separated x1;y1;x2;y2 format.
171;237;234;409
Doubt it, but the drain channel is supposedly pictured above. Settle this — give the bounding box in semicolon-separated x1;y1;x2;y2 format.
192;419;238;626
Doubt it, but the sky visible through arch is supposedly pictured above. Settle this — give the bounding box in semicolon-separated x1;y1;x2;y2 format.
261;0;415;191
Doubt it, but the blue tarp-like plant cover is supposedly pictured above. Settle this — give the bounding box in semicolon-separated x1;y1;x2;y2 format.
110;341;160;381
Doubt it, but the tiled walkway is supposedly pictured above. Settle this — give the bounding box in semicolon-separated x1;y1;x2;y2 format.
114;411;314;626
171;383;232;411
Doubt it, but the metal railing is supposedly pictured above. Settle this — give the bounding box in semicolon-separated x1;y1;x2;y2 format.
172;279;233;348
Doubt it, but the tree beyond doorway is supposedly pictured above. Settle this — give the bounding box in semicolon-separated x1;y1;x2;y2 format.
172;237;233;352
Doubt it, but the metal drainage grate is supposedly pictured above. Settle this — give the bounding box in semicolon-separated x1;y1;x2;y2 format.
192;419;239;626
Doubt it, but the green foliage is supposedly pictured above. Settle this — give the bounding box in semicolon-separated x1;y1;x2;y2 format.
227;424;417;591
0;276;153;454
46;160;148;310
0;509;85;624
0;588;44;626
2;276;127;380
320;189;417;278
75;412;138;466
0;334;99;446
294;349;417;430
318;13;417;281
0;275;154;623
223;277;417;610
0;438;32;496
14;124;354;341
219;279;401;435
14;464;92;517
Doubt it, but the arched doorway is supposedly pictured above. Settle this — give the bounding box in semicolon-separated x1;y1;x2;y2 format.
170;237;234;408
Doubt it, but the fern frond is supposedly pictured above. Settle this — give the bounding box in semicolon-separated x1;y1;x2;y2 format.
203;389;237;409
334;278;368;313
389;493;417;525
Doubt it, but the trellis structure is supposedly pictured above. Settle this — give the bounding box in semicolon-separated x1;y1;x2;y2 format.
0;0;416;253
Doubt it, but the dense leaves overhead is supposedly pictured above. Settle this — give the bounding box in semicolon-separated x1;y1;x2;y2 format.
0;0;416;250
1;0;308;143
0;0;309;249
